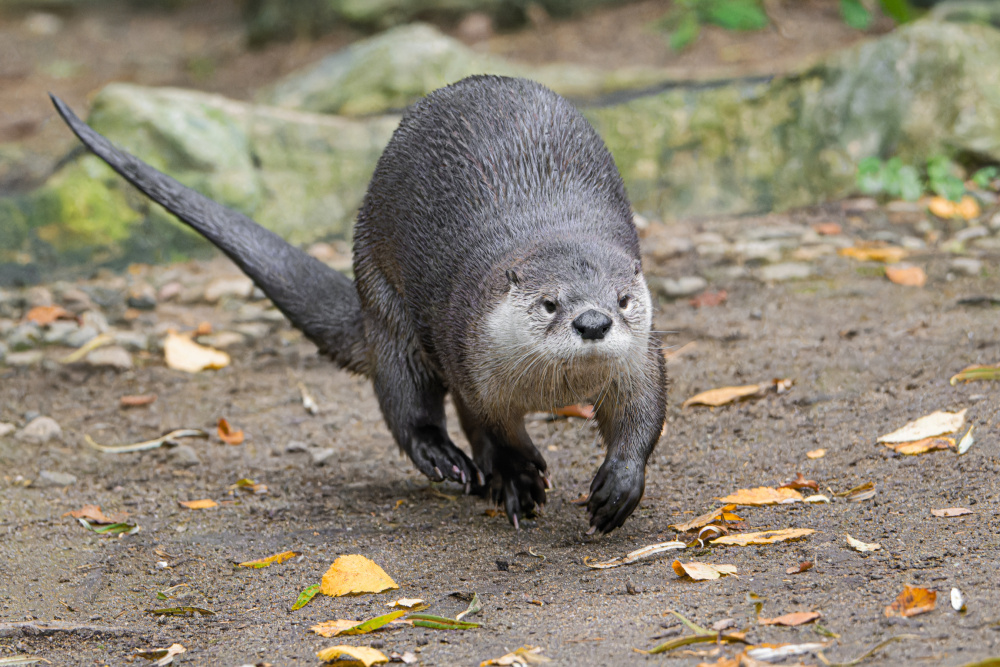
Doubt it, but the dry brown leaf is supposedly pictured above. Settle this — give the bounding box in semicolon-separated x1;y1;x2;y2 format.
711;528;814;546
758;611;821;626
320;555;398;597
806;449;826;459
845;534;881;552
884;585;936;618
683;384;763;408
312;620;366;638
716;487;803;506
813;222;842;235
885;437;955;455
163;331;230;373
885;265;927;287
671;560;738;581
238;550;300;568
778;473;819;491
62;504;126;524
878;409;967;443
930;507;972;518
194;321;213;336
179;499;217;510
120;394;157;408
689;290;728;308
479;645;551;666
786;561;813;575
25;305;74;326
670;504;742;532
838;244;906;263
316;645;388;666
552;404;594;419
217;418;244;445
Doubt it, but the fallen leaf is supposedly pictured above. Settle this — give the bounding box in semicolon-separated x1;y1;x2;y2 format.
552;404;594;419
163;330;230;373
778;473;818;491
835;481;875;500
238;550;300;568
878;409;967;443
194;321;213;336
479;645;551;666
671;560;738;581
77;518;139;535
25;305;73;326
316;645;388;666
885;265;927;287
292;584;320;611
387;598;426;609
930;507;972;518
951;587;966;612
928;196;956;218
63;504;127;525
320;555;398;597
389;651;418;665
806;449;826;459
885;437;955;455
217;418;244;445
229;478;268;495
84;428;208;453
120;394;157;408
312;610;406;638
845;534;881;552
136;642;186;666
786;561;813;575
716;487;802;506
407;613;480;630
956;195;981;220
884;585;936;618
298;382;319;415
759;611;821;626
456;592;482;621
838;244;906;263
179;499;217;510
711;528;814;546
813;222;842;235
583;541;686;569
689;290;728;308
670;504;742;532
683;384;763;408
958;426;975;455
60;332;113;363
950;364;1000;385
746;643;828;661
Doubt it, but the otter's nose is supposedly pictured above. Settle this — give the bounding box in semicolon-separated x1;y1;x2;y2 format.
572;310;613;340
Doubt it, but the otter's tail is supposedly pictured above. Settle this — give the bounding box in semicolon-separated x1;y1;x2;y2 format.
50;94;368;376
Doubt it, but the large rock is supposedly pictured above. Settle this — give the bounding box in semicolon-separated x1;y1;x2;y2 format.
264;23;668;116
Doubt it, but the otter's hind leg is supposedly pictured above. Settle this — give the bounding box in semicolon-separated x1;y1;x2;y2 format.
453;394;547;527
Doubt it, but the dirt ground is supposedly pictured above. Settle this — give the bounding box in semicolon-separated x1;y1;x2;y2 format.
2;201;999;665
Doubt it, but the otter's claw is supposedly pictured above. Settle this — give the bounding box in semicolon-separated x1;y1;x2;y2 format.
487;452;547;528
586;458;645;534
408;426;479;487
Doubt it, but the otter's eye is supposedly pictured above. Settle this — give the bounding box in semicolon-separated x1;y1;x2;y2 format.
618;295;631;309
542;299;557;314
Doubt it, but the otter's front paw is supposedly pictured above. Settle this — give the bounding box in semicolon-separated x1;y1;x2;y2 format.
488;454;548;529
586;458;645;534
409;425;479;490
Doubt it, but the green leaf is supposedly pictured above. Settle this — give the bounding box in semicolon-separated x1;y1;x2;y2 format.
896;165;924;201
291;584;320;611
927;156;965;201
148;606;215;616
879;0;912;24
456;592;482;621
407;613;480;630
77;518;139;535
972;166;998;189
856;156;885;194
704;0;769;31
669;11;701;51
341;609;407;635
841;0;872;29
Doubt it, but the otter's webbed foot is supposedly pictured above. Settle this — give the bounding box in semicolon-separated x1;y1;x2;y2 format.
488;451;548;528
586;457;645;534
409;425;480;489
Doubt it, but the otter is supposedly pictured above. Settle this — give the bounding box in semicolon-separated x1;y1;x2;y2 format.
51;75;667;533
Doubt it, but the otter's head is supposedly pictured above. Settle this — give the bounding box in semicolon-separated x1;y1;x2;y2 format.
479;240;653;411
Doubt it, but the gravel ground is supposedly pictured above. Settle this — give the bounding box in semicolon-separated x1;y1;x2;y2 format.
2;201;999;666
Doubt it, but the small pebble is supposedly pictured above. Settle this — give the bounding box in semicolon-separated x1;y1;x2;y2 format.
0;422;15;438
7;323;41;351
310;448;337;465
653;276;708;299
168;444;200;468
127;283;157;310
81;310;109;333
42;320;80;346
954;226;988;243
59;287;94;313
5;350;44;367
112;330;149;351
16;416;63;444
64;325;99;348
0;341;7;363
36;470;77;487
285;440;309;453
157;281;183;302
26;286;53;308
85;345;133;370
204;276;254;303
950;257;982;276
757;262;814;282
197;331;244;349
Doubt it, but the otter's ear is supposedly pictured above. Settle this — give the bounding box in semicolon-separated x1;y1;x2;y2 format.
505;269;519;286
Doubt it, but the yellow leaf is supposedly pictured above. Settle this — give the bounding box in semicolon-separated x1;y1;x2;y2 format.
716;487;802;505
956;195;981;221
838;245;906;263
885;265;926;287
316;645;388;666
670;504;742;532
164;331;230;373
845;533;881;552
386;598;425;608
320;555;398;597
886;437;955;455
179;499;217;510
931;507;972;518
682;384;763;408
878;409;966;443
711;528;814;546
759;611;821;626
671;560;737;581
312;620;365;638
949;364;1000;385
806;449;826;459
238;550;300;568
927;196;957;219
884;585;936;618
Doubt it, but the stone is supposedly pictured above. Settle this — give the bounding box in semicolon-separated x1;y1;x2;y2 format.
646;235;693;261
7;323;41;351
203;276;254;303
59;287;94;313
233;322;272;341
5;350;44;366
84;346;133;370
732;240;785;264
0;422;15;438
197;332;245;349
757;262;814;282
36;470;77;487
112;330;149;351
309;447;337;465
653;276;708;299
64;325;99;348
42;320;80;346
285;440;309;453
168;444;200;468
16;416;63;445
954;226;989;243
25;285;53;308
157;281;183;302
0;341;6;363
950;257;983;276
126;283;157;310
81;310;109;334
